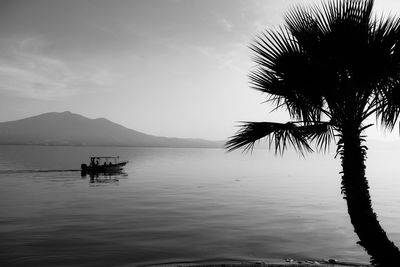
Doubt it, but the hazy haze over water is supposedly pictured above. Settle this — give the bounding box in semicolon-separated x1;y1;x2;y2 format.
1;145;400;265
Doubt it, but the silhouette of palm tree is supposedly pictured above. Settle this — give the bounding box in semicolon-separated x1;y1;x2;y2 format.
226;0;400;265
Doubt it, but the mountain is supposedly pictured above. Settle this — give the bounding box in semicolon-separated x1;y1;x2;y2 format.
0;111;223;148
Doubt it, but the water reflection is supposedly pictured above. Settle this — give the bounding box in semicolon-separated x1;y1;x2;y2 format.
81;170;128;184
1;146;383;266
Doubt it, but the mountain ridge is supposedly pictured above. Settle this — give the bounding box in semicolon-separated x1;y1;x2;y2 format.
0;111;224;148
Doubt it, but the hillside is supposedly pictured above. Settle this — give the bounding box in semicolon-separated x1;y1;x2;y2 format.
0;111;223;148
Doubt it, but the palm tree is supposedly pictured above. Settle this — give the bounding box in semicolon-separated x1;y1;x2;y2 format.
226;0;400;265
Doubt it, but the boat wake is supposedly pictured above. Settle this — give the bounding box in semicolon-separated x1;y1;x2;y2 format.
0;169;81;174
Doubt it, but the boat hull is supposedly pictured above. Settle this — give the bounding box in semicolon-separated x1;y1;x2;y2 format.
81;161;128;175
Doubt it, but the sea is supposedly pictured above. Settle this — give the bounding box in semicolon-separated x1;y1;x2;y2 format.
1;145;400;266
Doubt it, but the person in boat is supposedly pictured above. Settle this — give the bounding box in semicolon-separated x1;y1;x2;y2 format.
96;159;99;166
90;158;95;167
103;161;107;166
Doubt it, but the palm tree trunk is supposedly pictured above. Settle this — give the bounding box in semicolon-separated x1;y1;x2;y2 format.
340;126;400;266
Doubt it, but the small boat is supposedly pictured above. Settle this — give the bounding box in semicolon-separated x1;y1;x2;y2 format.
81;156;128;175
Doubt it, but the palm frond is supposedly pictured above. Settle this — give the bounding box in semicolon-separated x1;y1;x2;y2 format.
361;15;400;89
366;13;400;131
249;29;326;122
248;68;324;122
226;121;336;154
375;79;400;131
286;0;373;53
285;5;322;53
285;0;376;106
299;122;336;152
225;121;313;155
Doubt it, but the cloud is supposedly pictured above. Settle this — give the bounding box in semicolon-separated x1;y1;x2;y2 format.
191;44;249;75
0;40;75;100
0;37;117;100
90;68;119;87
216;15;234;32
0;64;72;99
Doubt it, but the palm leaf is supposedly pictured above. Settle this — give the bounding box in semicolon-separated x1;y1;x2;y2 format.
250;29;326;122
225;121;313;155
369;17;400;130
299;122;335;152
376;79;400;131
226;121;336;155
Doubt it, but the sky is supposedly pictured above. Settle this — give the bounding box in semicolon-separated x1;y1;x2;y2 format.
1;0;400;141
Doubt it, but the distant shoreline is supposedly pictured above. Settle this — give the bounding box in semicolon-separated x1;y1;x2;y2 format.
0;143;225;149
0;111;224;149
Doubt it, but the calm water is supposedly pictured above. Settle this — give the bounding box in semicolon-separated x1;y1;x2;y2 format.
1;145;400;266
